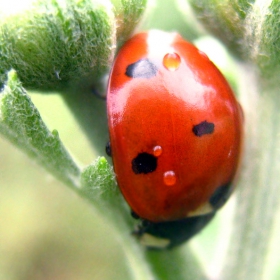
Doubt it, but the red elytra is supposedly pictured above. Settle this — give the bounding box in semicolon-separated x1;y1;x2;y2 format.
107;30;243;223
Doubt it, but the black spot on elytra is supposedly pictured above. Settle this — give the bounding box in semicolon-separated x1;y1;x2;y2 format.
192;120;214;137
209;183;233;210
125;59;158;79
105;141;112;157
132;152;157;174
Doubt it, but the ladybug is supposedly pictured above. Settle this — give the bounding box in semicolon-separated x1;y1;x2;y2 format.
106;30;243;249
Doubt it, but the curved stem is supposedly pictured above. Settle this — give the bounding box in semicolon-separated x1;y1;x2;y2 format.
221;65;280;279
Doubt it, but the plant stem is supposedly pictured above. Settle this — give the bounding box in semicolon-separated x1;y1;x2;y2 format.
221;64;280;279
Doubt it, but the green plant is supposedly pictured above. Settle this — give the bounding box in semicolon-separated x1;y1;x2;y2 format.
0;0;279;279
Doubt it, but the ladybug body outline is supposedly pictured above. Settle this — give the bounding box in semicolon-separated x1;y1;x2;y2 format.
106;30;243;249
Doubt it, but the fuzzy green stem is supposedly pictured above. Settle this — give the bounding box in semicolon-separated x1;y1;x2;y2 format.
146;247;206;280
221;65;280;279
0;70;81;188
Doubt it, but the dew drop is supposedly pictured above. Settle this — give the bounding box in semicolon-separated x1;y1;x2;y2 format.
163;52;181;71
163;171;177;186
153;145;162;157
198;50;208;59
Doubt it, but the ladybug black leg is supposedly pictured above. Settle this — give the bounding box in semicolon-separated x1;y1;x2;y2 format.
131;211;140;219
105;141;112;157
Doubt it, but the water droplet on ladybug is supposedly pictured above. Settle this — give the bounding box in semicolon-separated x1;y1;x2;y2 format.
163;171;177;186
153;145;162;157
163;52;181;71
198;50;208;59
